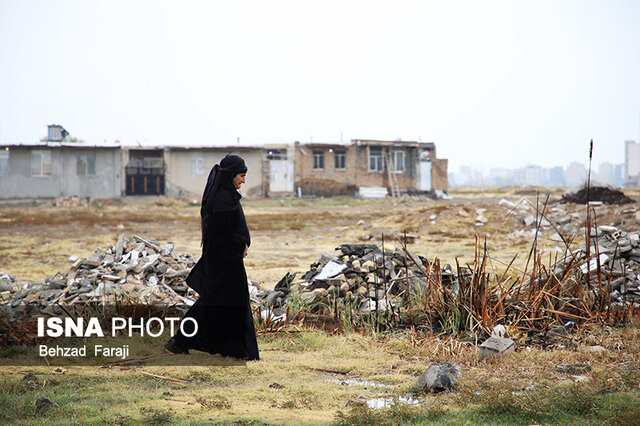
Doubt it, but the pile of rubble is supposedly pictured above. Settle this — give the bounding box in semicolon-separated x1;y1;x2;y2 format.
253;224;640;328
499;198;584;242
500;197;639;244
0;235;197;318
508;223;640;330
3;225;639;331
251;243;435;319
570;225;640;306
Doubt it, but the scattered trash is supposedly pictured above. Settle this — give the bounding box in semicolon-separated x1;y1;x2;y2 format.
366;394;420;409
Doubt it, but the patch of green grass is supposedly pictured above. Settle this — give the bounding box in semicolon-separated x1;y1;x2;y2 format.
334;387;640;425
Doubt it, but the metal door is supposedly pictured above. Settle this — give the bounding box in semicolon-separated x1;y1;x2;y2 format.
269;159;294;193
419;161;432;191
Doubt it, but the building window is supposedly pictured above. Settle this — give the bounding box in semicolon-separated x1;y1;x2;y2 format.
334;150;346;170
76;153;96;176
0;150;9;176
31;150;52;176
369;147;383;172
190;154;204;175
313;150;324;170
393;150;405;173
141;158;163;174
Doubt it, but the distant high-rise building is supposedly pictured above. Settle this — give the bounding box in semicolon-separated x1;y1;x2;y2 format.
448;172;457;187
489;168;513;186
625;140;640;186
454;165;485;187
598;162;616;186
564;162;587;187
549;166;564;187
614;164;624;187
520;165;546;186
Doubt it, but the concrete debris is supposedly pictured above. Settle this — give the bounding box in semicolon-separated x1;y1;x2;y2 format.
1;234;198;319
555;363;592;374
478;336;515;360
583;345;608;354
557;225;640;307
255;242;437;320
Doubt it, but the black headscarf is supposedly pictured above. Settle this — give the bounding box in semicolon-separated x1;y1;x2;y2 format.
200;154;248;245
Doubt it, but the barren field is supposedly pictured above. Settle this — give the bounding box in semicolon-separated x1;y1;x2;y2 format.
1;189;640;424
4;187;633;287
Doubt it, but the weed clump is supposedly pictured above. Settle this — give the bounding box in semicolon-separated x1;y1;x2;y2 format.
140;406;174;424
195;395;232;410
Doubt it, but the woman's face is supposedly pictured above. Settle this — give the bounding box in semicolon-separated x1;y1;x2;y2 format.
233;173;246;189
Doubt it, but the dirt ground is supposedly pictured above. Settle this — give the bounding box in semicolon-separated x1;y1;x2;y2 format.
1;187;639;290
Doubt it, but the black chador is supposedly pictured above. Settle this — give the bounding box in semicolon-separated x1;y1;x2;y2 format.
166;154;259;360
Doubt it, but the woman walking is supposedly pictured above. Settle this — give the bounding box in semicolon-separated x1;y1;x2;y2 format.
165;154;259;360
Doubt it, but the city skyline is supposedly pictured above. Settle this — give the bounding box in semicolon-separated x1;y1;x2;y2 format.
450;159;625;187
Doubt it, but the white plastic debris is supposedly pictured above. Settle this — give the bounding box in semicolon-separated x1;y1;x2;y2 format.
312;260;347;281
491;324;506;337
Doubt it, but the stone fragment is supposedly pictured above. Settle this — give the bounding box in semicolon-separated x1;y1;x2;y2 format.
35;397;58;412
555;363;592;374
416;362;462;392
583;345;607;354
523;215;536;227
498;198;516;208
479;336;515;360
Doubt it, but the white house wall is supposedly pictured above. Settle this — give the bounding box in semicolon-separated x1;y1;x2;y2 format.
165;149;264;199
59;148;121;198
0;146;121;199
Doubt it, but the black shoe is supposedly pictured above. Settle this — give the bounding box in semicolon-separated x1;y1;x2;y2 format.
164;337;189;354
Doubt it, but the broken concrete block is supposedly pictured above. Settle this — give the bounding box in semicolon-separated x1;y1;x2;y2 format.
478;336;515;360
498;198;516;209
579;253;609;274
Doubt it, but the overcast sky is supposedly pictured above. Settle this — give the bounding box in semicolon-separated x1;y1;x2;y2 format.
1;0;639;172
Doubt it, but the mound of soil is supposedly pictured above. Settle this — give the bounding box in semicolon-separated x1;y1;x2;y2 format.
561;185;634;205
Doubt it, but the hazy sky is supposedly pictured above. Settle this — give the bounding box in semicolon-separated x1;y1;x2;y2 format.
1;0;639;172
